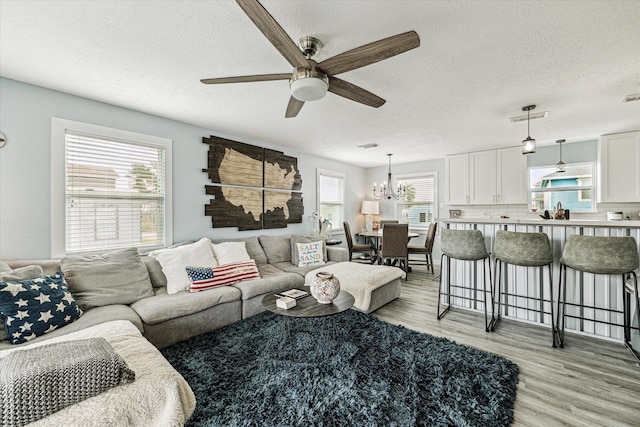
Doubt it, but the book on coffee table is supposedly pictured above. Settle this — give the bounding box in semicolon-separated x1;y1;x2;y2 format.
277;289;309;299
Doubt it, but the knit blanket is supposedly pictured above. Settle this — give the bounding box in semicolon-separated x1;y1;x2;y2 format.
0;337;135;426
0;321;195;426
305;262;405;311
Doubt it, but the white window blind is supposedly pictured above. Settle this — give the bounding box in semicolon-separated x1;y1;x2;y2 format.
317;169;345;228
64;131;168;253
396;172;437;227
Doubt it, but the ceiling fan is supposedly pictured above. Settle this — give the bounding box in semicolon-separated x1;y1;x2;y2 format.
201;0;420;118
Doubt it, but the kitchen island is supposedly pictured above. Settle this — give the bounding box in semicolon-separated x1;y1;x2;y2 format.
438;217;640;346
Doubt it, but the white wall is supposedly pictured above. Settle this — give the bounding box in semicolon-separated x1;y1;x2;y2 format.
0;78;366;259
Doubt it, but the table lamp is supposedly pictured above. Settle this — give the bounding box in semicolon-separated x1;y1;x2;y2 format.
361;200;380;232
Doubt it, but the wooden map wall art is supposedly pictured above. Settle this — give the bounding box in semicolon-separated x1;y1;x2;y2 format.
202;135;303;230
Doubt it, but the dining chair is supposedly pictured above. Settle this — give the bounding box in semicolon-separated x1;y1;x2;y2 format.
379;220;399;230
343;221;374;263
378;223;409;280
407;222;438;274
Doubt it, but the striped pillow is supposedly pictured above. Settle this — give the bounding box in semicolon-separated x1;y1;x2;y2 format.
186;260;260;292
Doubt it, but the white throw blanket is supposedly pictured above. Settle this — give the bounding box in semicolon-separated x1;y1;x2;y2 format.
305;262;405;311
0;320;195;427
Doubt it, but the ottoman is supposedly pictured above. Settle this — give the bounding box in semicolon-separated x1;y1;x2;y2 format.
305;261;404;313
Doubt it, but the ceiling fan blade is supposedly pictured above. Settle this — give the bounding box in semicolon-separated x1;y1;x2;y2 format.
319;31;420;76
328;77;386;108
200;73;291;84
285;96;305;118
236;0;310;69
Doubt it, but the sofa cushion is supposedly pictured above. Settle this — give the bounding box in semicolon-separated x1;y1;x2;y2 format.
0;304;143;350
130;285;241;325
186;260;260;292
272;260;338;277
150;238;217;294
141;255;167;288
231;264;304;300
62;248;154;309
258;234;292;264
211;241;251;265
0;272;83;344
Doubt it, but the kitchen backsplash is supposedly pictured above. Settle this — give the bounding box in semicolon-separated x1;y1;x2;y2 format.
447;203;640;221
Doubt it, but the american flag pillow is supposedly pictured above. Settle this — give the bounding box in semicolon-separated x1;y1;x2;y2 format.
186;260;260;292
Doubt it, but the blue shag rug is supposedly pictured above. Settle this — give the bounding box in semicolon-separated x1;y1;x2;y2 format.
161;310;519;426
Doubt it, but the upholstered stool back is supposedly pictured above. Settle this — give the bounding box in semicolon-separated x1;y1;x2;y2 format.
493;230;556;346
440;229;489;261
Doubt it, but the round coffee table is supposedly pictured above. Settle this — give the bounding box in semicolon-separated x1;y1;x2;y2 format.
262;290;354;317
262;291;355;343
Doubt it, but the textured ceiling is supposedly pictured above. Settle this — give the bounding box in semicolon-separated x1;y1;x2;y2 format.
1;0;639;168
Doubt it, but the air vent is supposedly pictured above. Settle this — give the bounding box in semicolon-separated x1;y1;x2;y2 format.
357;143;379;149
621;93;640;103
510;111;549;123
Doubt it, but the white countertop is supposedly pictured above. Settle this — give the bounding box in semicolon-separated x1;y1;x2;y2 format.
439;217;640;228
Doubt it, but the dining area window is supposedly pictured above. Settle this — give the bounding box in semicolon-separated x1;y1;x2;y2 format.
394;172;437;229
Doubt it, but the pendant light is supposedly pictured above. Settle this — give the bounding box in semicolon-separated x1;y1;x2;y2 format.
521;105;536;154
556;139;566;172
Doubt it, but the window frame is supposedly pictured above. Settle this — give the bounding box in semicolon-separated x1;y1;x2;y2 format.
393;171;438;231
51;118;173;257
527;162;595;213
316;168;345;233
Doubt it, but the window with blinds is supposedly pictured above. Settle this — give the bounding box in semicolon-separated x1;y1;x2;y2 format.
52;118;172;255
395;172;438;227
317;169;345;229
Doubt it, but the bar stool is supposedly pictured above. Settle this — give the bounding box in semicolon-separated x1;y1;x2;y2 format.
557;234;640;361
438;229;495;331
493;230;556;347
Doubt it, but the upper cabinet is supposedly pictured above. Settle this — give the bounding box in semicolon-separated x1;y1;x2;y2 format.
445;153;469;204
446;147;526;205
598;131;640;203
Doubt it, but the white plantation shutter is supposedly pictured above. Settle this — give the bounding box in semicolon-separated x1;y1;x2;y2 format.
396;173;437;227
317;169;345;227
63;130;169;253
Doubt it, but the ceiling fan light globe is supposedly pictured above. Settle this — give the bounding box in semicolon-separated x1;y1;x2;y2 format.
290;77;328;101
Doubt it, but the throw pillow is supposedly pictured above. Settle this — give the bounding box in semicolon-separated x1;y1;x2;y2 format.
186;260;260;292
211;241;251;265
61;247;154;310
295;241;326;267
0;272;83;344
150;237;217;294
0;265;45;343
290;235;327;265
0;337;134;425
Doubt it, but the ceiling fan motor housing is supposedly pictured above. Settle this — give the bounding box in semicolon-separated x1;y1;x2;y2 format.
290;61;329;101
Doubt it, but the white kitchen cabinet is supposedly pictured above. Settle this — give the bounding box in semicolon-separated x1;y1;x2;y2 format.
446;147;526;205
496;147;527;204
469;150;497;204
445;153;469;204
598;131;640;203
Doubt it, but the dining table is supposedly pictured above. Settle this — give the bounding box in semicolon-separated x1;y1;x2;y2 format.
357;229;420;266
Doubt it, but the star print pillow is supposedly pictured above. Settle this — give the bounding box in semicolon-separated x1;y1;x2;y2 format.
0;272;83;344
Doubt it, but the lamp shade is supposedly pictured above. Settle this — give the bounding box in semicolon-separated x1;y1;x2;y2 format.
361;200;380;215
290;77;328;101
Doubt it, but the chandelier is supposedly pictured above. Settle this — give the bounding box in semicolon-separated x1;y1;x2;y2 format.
373;154;406;200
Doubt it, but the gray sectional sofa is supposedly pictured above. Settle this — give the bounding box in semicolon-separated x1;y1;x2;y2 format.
0;234;348;350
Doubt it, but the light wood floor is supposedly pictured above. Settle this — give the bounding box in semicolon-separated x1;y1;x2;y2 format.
371;263;640;427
